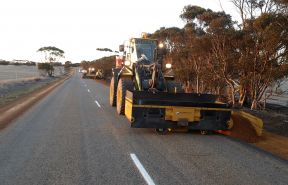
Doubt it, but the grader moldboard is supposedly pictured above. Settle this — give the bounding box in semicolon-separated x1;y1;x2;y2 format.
109;36;263;135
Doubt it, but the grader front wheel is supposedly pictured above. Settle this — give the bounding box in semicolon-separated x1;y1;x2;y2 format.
109;76;117;106
116;78;133;115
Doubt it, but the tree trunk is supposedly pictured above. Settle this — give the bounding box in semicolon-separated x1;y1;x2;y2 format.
185;80;193;93
226;79;236;106
48;70;53;77
231;88;235;106
238;86;246;107
217;86;221;95
251;99;258;110
196;75;199;93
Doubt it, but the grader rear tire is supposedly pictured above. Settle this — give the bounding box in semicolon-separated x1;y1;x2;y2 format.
116;78;133;115
109;76;117;106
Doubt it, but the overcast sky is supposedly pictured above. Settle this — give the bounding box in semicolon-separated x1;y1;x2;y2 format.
0;0;240;63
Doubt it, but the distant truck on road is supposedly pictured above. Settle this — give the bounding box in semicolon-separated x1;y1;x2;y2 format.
82;68;104;79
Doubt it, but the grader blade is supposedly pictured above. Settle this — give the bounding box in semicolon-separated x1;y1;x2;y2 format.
125;90;232;130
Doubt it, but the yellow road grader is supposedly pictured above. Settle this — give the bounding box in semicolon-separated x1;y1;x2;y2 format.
109;37;263;135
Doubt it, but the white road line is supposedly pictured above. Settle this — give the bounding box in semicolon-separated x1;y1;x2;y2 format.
130;153;156;185
87;89;90;93
95;100;101;108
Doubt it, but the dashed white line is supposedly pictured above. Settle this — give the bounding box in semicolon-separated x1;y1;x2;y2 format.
94;100;101;108
130;153;156;185
87;89;90;93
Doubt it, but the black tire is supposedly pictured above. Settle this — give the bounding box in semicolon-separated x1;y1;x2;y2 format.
155;128;169;135
116;78;133;115
109;76;117;106
200;130;208;135
166;81;184;93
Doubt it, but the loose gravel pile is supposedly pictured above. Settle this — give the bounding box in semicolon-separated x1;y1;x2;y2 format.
230;113;261;143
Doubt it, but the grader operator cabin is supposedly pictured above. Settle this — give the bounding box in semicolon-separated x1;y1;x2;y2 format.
109;34;263;135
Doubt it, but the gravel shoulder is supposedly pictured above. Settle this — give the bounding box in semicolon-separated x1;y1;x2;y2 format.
244;106;288;138
0;77;59;106
247;108;288;160
0;73;71;130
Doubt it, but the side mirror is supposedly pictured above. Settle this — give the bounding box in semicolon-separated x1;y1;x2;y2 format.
119;45;124;52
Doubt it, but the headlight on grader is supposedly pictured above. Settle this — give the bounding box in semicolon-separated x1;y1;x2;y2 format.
165;63;172;69
124;60;131;66
158;43;164;48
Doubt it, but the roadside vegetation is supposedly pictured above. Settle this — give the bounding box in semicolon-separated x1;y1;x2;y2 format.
0;59;36;66
37;46;65;77
149;0;288;110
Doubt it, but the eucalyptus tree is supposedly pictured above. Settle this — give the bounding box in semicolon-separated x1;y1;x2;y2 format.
180;5;241;102
231;0;288;109
37;46;65;76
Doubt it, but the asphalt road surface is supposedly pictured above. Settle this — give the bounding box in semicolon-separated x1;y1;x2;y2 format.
1;72;288;185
